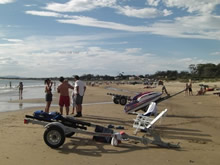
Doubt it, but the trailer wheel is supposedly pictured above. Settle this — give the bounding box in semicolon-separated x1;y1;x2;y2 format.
120;97;127;105
65;132;75;137
113;96;119;104
43;126;65;148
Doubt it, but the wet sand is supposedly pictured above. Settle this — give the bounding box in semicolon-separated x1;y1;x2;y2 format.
0;81;220;165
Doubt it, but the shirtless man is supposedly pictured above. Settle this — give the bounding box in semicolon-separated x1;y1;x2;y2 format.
57;77;74;115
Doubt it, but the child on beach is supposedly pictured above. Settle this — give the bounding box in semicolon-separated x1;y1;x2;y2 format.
57;77;74;115
44;79;53;113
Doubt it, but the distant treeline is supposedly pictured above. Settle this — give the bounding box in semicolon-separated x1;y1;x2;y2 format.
1;63;219;81
79;63;220;81
152;63;220;80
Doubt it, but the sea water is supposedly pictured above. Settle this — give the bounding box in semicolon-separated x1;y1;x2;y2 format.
0;79;47;112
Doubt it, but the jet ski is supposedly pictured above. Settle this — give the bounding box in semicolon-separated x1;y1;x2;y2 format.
124;91;162;113
124;88;186;114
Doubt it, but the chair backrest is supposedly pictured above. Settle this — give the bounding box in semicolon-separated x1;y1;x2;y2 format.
146;109;167;129
143;102;157;116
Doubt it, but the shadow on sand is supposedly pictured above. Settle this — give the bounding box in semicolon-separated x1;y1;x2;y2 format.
56;136;181;157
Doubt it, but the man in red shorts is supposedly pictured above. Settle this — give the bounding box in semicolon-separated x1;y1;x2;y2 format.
57;77;74;115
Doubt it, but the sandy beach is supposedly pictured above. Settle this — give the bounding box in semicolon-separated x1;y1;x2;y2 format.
0;81;220;165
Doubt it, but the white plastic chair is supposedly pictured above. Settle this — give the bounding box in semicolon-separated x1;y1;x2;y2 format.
133;103;167;134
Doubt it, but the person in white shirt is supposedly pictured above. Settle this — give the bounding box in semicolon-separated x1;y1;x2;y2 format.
73;75;86;117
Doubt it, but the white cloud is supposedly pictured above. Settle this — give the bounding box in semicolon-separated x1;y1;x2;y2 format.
162;0;220;14
1;33;220;77
210;52;220;56
45;0;173;19
146;15;220;40
56;14;220;40
25;10;64;17
163;9;172;16
146;0;160;6
57;16;148;32
0;57;17;65
0;0;15;4
45;0;117;12
0;34;202;77
116;6;165;18
25;7;220;40
2;38;23;43
24;4;37;7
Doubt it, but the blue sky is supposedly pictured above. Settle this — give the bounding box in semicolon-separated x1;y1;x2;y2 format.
0;0;220;78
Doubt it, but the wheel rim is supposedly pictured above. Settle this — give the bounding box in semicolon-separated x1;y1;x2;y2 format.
121;99;126;104
47;130;62;145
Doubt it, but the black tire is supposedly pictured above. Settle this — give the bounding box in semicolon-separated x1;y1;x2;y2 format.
65;131;75;137
113;96;119;104
43;126;65;148
120;97;127;105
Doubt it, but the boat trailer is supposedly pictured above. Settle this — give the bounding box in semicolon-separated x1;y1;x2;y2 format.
24;111;180;149
107;93;131;105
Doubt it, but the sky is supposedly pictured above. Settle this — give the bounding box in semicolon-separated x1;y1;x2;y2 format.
0;0;220;78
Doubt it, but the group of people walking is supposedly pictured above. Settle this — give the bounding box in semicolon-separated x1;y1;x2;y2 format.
44;75;86;117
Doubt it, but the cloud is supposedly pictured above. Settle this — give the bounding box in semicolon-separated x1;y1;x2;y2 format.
0;34;199;77
116;6;172;18
45;0;117;12
24;4;37;7
56;14;220;40
147;15;220;40
162;0;220;14
44;0;172;18
2;38;23;43
0;57;18;65
210;52;220;56
26;7;220;40
25;10;64;17
146;0;160;6
57;16;148;32
163;9;173;16
0;0;15;4
1;33;217;77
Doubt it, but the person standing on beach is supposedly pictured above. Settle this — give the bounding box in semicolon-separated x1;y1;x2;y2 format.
9;81;12;89
57;77;74;115
188;81;193;95
18;82;23;99
44;78;53;113
73;75;86;117
160;81;169;96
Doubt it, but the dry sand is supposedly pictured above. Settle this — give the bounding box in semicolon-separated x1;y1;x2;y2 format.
0;81;220;165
